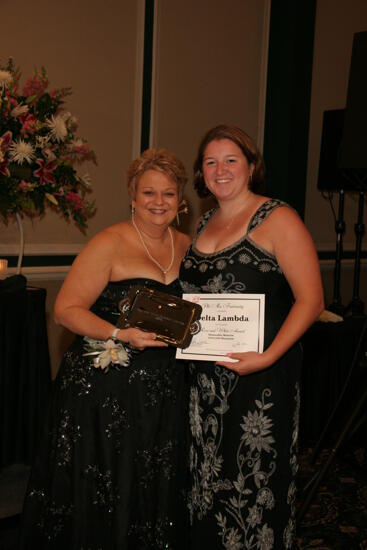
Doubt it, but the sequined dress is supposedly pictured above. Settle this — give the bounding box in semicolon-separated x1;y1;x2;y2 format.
179;200;302;549
19;278;188;550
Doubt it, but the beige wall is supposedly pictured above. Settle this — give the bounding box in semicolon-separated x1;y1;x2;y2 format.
305;0;367;308
0;0;143;256
152;0;270;229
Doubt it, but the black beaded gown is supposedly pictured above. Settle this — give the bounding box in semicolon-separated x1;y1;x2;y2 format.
179;200;302;549
19;278;189;550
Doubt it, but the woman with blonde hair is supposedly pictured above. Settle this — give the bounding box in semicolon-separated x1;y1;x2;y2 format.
20;148;191;549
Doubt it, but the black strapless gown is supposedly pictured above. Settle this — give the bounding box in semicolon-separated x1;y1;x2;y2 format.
179;200;302;549
19;279;189;550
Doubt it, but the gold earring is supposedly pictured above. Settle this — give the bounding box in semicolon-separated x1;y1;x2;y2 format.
176;199;189;225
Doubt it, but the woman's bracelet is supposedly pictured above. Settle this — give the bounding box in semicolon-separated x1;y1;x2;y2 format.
111;327;120;340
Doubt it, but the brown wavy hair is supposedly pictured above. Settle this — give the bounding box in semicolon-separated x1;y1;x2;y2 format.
193;125;266;198
127;148;187;201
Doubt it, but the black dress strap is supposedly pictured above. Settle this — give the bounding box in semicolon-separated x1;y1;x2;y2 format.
195;208;216;237
195;200;290;240
247;199;289;234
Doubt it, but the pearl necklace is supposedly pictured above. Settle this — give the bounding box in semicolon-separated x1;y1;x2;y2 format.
132;215;175;274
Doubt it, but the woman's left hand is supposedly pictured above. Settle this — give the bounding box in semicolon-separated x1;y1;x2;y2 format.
216;351;271;376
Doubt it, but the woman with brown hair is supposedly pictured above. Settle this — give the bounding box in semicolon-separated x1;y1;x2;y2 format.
180;125;324;549
20;148;191;549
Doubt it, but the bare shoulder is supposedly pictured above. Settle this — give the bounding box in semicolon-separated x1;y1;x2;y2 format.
101;220;131;240
266;204;306;232
75;222;129;263
254;204;316;259
267;205;318;264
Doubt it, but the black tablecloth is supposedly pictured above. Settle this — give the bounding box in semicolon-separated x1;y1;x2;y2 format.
300;315;367;445
0;280;51;467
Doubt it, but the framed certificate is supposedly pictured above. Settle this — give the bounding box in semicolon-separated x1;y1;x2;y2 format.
176;293;265;362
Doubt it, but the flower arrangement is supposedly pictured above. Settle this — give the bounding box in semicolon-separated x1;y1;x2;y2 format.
0;58;96;229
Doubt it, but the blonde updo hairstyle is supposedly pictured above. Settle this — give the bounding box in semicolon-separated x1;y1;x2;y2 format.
126;148;188;202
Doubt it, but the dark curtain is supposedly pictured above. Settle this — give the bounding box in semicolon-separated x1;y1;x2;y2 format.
300;316;366;446
0;278;51;467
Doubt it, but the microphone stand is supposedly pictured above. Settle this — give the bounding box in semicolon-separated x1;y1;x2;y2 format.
329;189;346;315
349;191;365;316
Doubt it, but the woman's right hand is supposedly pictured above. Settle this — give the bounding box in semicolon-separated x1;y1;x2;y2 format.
117;327;168;351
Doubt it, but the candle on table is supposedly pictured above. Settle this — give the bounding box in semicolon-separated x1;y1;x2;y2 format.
0;259;8;279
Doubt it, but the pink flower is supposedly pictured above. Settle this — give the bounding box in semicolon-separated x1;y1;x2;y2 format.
74;143;90;155
66;141;96;165
0;131;11;176
42;148;56;162
18;180;32;192
0;158;9;177
65;191;84;211
33;158;56;184
20;114;38;137
22;74;48;99
0;131;12;151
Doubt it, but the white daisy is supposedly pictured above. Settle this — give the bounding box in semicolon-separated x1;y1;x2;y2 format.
46;115;67;142
8;139;35;164
35;134;51;148
11;104;29;118
0;70;12;90
60;110;71;121
61;111;77;129
80;173;92;188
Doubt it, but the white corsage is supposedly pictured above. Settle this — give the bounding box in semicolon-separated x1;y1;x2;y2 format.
83;337;130;372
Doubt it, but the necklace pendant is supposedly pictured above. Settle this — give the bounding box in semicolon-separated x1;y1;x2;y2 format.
132;216;175;274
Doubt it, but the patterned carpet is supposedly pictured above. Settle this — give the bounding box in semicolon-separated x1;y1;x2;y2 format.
0;443;366;549
296;440;367;549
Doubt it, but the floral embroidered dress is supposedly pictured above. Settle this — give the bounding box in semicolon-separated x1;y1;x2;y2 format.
19;278;188;550
179;200;302;549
